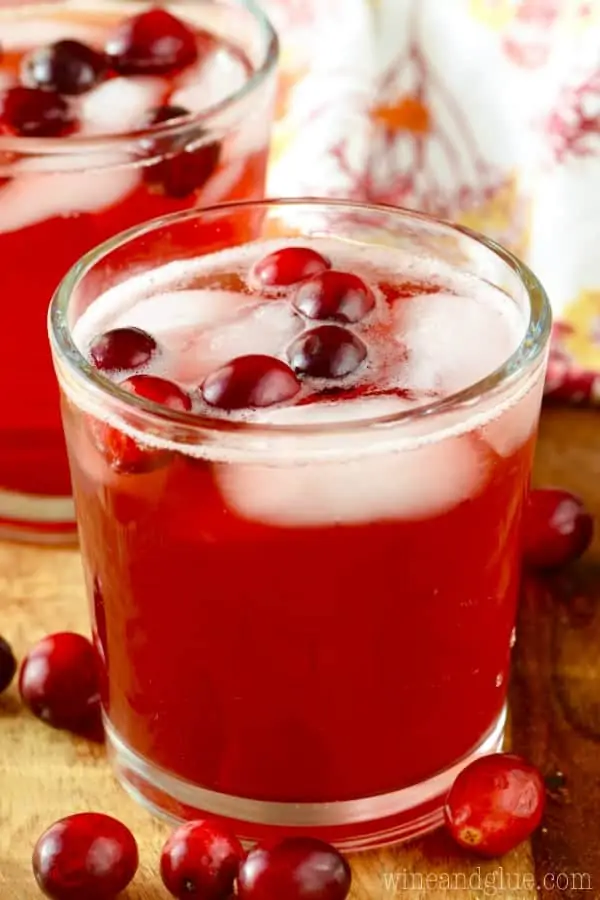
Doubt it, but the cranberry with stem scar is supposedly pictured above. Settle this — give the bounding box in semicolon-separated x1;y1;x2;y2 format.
106;7;199;75
90;327;157;372
251;247;331;288
523;488;594;570
238;837;352;900
0;635;17;694
293;270;376;323
22;40;107;95
160;818;244;900
33;813;138;900
201;355;301;410
0;86;75;137
19;632;101;732
444;753;545;857
288;325;367;379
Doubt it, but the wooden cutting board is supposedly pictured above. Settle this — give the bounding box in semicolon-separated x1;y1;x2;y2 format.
1;406;598;899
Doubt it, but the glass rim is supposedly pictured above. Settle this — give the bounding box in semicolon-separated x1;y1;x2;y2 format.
49;198;552;440
0;0;279;155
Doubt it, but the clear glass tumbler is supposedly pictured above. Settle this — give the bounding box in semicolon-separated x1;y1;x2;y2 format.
0;0;277;542
49;200;551;850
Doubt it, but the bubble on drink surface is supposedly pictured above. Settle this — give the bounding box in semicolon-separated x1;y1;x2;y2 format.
215;432;491;526
0;161;139;234
0;19;105;51
171;46;248;114
78;76;166;136
391;291;523;396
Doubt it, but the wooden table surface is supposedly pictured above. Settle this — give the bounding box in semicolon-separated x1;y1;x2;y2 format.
1;406;598;899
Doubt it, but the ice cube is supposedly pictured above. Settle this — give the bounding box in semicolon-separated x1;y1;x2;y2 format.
257;395;418;425
0;161;139;234
174;299;303;385
198;160;246;206
215;433;490;527
78;77;166;136
0;19;105;50
113;289;251;335
171;48;247;113
482;375;544;457
392;292;522;397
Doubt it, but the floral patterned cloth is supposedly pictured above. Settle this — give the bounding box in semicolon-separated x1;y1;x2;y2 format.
262;0;600;403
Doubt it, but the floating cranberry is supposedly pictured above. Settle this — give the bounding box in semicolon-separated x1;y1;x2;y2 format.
90;327;157;372
19;632;101;732
89;417;170;476
33;813;138;900
523;488;594;570
22;40;107;95
120;374;192;411
444;753;545;857
147;104;190;126
0;635;17;694
288;325;367;379
145;140;221;198
106;7;198;75
202;355;301;410
251;247;331;289
293;270;375;323
238;837;351;900
160;818;244;900
0;86;75;137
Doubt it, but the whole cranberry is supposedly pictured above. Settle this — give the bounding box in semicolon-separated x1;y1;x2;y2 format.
33;813;138;900
0;635;17;694
288;325;367;379
146;141;221;198
19;632;101;732
160;818;244;899
120;374;192;411
293;270;375;323
0;86;75;137
251;247;331;289
237;837;351;900
201;355;301;410
523;488;594;569
22;40;107;95
444;753;546;857
106;7;198;75
90;327;157;372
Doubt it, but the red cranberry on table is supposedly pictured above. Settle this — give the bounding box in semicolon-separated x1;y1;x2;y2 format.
90;327;157;373
238;837;352;900
22;40;107;95
0;635;17;694
0;86;75;138
106;7;199;75
293;270;376;323
251;247;331;289
19;632;101;733
288;325;367;379
444;753;545;857
201;354;301;410
33;813;138;900
160;818;244;900
523;488;594;570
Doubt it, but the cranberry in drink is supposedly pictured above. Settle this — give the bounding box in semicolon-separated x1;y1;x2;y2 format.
0;1;277;540
50;201;551;849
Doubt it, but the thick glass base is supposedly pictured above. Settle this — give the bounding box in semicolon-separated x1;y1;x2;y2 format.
106;707;506;851
0;489;76;544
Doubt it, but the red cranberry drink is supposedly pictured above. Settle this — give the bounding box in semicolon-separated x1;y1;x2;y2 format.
50;201;551;849
0;1;277;541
